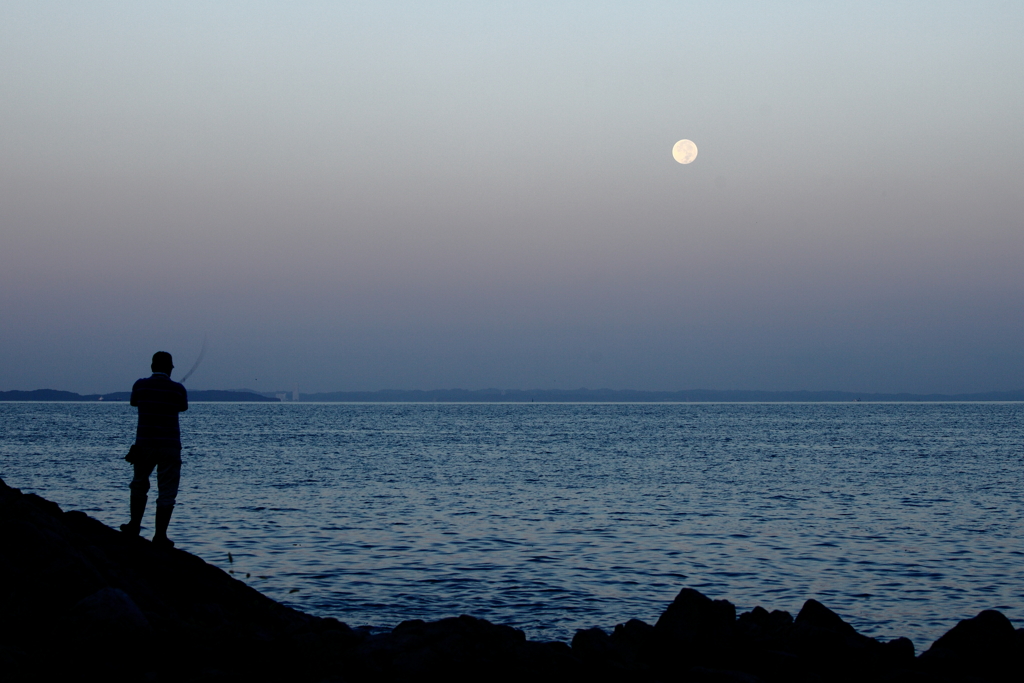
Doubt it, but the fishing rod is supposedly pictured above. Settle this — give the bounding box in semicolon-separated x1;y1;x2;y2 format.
178;335;208;384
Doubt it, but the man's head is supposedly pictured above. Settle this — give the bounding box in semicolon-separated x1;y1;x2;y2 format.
151;351;174;375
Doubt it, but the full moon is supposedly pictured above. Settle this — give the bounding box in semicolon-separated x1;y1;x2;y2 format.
672;139;698;164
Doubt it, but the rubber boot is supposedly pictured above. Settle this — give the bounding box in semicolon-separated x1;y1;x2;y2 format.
153;504;175;548
120;493;147;536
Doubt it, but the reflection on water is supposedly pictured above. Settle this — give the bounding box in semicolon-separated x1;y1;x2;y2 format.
2;402;1022;646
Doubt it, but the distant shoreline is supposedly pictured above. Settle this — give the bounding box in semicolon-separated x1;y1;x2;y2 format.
4;387;1024;403
0;389;279;402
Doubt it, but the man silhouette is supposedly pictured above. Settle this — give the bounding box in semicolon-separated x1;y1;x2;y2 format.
121;351;188;547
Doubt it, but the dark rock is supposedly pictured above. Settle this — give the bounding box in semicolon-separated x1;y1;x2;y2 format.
655;589;737;647
788;599;877;663
65;586;151;637
795;598;859;637
736;605;794;644
926;609;1016;657
23;492;65;518
573;625;655;679
767;609;794;632
872;670;939;682
612;617;656;643
572;626;615;663
0;476;343;681
738;605;772;628
687;664;763;682
655;587;738;667
746;598;918;681
0;642;30;672
658;588;738;637
610;618;657;666
356;615;579;680
920;609;1022;681
881;636;916;666
741;648;803;682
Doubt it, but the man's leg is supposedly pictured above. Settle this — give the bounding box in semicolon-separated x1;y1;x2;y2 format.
121;460;154;536
153;449;181;547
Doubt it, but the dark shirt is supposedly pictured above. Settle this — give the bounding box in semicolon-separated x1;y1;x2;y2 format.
130;373;188;448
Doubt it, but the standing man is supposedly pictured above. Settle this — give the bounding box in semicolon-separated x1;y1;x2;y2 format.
121;351;188;547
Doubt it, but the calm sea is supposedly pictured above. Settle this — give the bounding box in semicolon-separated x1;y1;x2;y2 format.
1;402;1022;648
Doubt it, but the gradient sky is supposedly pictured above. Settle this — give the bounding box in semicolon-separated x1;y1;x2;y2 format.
2;1;1023;394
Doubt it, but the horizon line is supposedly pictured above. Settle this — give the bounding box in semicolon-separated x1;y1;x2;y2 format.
4;387;1024;403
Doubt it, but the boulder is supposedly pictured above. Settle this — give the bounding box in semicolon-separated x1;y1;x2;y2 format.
65;586;151;637
920;609;1022;681
571;626;616;664
657;588;738;637
786;598;913;675
358;615;579;680
736;604;794;644
610;618;657;667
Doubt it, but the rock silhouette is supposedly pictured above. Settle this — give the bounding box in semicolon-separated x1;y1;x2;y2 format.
2;476;1021;681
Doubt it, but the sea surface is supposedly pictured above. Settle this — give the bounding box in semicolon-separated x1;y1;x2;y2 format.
1;402;1022;648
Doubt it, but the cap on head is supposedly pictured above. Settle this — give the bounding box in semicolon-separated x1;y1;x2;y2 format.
151;351;174;374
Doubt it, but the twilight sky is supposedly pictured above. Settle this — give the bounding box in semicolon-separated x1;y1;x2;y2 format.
2;1;1023;395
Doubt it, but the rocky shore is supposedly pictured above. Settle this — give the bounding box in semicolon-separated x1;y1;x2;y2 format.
2;477;1020;682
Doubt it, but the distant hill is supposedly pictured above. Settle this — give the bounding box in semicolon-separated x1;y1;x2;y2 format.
297;388;1024;402
188;390;279;402
0;389;278;402
0;389;87;401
